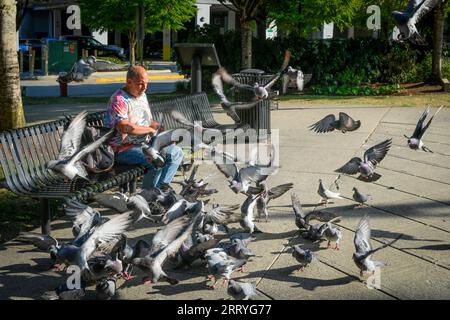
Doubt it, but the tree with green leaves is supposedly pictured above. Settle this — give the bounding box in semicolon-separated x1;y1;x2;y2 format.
267;0;363;38
0;0;26;130
78;0;197;65
217;0;266;69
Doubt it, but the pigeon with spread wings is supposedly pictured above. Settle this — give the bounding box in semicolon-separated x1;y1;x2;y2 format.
391;0;441;45
218;50;291;101
309;112;361;133
335;139;392;182
405;106;443;152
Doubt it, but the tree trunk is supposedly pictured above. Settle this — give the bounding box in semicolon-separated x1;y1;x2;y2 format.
0;0;26;130
432;0;446;82
241;21;252;69
128;30;137;66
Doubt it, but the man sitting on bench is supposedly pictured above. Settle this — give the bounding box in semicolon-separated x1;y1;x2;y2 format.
104;65;183;190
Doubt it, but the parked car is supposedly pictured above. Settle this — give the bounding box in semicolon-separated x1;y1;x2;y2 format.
61;35;126;60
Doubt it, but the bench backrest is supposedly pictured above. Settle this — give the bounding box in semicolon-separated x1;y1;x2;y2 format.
0;119;68;195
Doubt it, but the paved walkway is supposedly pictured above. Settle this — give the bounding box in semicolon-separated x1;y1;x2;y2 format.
1;102;449;300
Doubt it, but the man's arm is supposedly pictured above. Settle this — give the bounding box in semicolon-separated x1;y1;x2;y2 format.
116;119;156;135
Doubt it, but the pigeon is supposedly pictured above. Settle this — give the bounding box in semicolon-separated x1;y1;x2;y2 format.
119;236;151;280
57;56;128;83
302;216;342;242
291;245;316;271
46;111;114;180
255;182;293;222
227;280;259;300
240;194;263;234
213;144;278;194
309;112;361;133
226;238;257;262
323;223;343;250
211;68;260;123
15;232;79;270
335;139;392;182
404;106;443;153
95;276;118;300
353;215;403;276
218;50;291;101
205;248;247;289
126;194;161;223
202;204;243;228
291;192;340;230
175;237;220;269
63;200;105;238
132;214;202;285
42;283;86;300
391;0;441;44
317;179;343;206
352;187;372;208
162;199;198;225
93;192;130;213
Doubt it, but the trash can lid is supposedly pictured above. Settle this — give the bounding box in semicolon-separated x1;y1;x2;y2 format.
240;68;265;75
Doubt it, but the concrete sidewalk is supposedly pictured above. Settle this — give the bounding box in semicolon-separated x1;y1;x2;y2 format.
1;102;450;300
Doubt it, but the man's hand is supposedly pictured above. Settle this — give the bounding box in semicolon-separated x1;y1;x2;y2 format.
150;121;164;132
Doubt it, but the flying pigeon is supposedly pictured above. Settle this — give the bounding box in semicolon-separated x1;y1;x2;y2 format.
132;214;201;285
218;50;291;100
335;139;392;182
404;106;443;152
317;179;343;206
254;182;293;222
240;194;264;234
391;0;441;45
46;111;114;180
353;215;402;276
57;56;128;83
213;144;278;194
309;112;361;133
212;69;260;123
227;280;259;300
352;187;372;208
291;245;316;271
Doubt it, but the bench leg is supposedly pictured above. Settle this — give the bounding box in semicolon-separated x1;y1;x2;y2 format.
40;199;51;235
129;179;137;194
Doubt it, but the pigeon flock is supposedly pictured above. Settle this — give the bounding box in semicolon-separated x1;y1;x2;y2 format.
14;49;445;300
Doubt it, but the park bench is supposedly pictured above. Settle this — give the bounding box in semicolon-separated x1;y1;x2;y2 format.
0;92;250;235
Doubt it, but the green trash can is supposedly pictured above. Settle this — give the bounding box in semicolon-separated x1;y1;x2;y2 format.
47;40;78;74
233;69;274;140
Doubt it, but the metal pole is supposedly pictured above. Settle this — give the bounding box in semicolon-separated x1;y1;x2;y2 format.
191;53;202;93
42;44;48;76
40;199;51;235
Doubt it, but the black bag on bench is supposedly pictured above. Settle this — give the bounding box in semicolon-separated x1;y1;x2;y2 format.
81;126;115;173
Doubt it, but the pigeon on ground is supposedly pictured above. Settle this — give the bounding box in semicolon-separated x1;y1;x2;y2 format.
205;248;247;289
335;139;392;182
212;69;260;123
353;215;403;276
302;216;342;242
218;50;291;101
227;280;259;300
93;192;130;213
317;179;343;206
46;111;114;180
119;236;151;280
323;223;343;250
309;112;361;133
404;106;443;153
95;275;119;300
291;245;316;271
352;187;372;208
391;0;441;45
291;192;340;230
